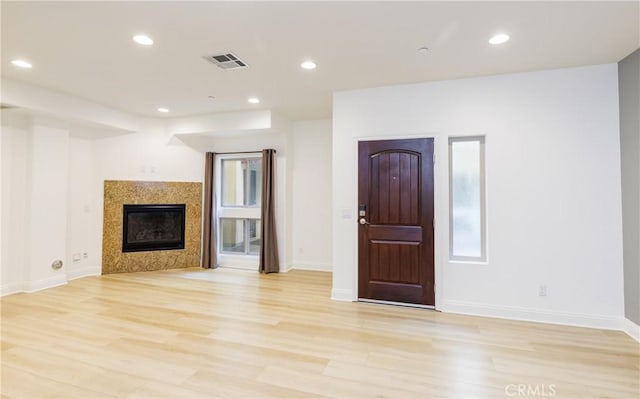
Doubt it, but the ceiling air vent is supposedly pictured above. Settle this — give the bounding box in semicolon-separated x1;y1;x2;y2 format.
203;52;248;70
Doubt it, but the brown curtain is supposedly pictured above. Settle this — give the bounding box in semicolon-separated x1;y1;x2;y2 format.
259;149;280;273
202;152;217;269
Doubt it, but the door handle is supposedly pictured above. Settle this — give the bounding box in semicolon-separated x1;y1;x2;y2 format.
359;218;370;225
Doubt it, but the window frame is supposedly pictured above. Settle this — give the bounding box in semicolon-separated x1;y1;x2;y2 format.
448;136;487;263
215;153;262;265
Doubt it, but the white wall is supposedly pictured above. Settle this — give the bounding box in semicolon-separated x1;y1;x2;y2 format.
67;137;98;279
96;121;204;183
1;125;29;294
27;124;70;291
332;64;624;329
0;118;2;290
1;120;72;294
291;120;333;271
618;48;640;339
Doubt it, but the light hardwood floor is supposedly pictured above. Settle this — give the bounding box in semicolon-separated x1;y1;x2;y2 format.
1;268;638;399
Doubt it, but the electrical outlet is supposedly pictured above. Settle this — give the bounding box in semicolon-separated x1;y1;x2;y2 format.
538;285;547;297
83;252;89;259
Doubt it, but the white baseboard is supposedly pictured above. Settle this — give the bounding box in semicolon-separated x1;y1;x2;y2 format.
331;288;354;302
441;300;623;330
67;265;101;281
622;317;640;342
2;268;101;296
279;263;293;273
1;282;25;297
25;274;68;293
291;261;332;272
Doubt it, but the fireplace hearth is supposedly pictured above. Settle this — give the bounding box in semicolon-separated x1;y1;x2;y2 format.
122;204;186;252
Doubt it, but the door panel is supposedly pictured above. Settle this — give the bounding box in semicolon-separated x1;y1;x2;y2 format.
369;241;420;284
369;152;421;225
358;138;434;306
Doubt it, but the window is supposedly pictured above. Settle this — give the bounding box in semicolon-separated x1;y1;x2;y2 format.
449;137;486;262
217;155;262;260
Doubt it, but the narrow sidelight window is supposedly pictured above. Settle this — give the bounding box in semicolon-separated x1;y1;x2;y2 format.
449;136;486;262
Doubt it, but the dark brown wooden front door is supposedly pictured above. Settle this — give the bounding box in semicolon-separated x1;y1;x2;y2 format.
358;138;435;306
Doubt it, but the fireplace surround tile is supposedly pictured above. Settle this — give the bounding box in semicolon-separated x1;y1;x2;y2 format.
102;180;202;274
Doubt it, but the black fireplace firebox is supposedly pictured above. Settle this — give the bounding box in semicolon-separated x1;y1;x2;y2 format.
122;204;186;252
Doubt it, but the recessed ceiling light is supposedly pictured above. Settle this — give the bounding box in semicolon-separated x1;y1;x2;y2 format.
157;107;169;113
11;59;32;69
417;47;429;53
133;34;154;46
248;97;260;104
489;33;510;45
300;60;317;70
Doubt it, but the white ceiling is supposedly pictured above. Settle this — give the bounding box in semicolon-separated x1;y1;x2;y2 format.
2;1;638;121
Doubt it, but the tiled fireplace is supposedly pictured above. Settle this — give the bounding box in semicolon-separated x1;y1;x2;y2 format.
102;180;202;274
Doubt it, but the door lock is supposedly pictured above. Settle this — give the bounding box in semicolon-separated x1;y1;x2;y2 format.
359;218;370;225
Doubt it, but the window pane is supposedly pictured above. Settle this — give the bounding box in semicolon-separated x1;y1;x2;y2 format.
450;138;485;259
221;159;261;207
221;218;245;253
248;219;261;255
222;160;244;206
246;159;262;206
